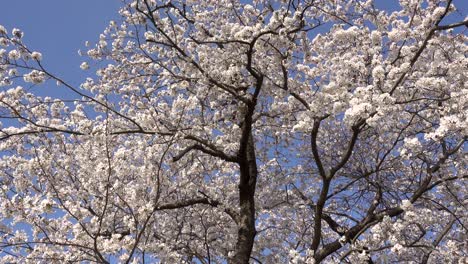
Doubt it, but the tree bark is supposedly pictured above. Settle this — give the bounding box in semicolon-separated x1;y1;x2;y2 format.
231;133;258;264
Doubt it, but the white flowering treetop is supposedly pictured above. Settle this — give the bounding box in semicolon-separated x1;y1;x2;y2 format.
0;0;467;263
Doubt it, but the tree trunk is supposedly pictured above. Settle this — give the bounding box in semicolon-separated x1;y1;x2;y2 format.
231;134;257;264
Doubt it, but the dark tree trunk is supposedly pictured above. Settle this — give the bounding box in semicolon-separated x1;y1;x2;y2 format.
231;134;257;264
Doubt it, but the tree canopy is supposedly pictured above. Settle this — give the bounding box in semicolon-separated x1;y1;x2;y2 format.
0;0;467;263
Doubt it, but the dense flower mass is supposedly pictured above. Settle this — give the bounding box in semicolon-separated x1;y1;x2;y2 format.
0;0;467;263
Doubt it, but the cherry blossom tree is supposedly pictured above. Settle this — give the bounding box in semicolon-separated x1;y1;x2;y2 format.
0;0;467;263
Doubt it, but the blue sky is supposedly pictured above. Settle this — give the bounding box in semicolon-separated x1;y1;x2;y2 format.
0;0;121;92
0;0;466;95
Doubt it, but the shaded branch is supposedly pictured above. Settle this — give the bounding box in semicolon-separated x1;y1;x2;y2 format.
172;144;238;163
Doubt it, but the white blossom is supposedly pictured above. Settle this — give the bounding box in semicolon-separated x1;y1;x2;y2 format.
31;51;42;61
401;200;412;211
0;25;7;34
8;50;20;60
80;61;89;70
23;70;46;84
12;28;23;38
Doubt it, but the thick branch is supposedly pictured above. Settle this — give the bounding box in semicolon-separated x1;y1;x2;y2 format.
156;197;239;224
329;122;363;178
172;144;238;163
311;119;327;178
